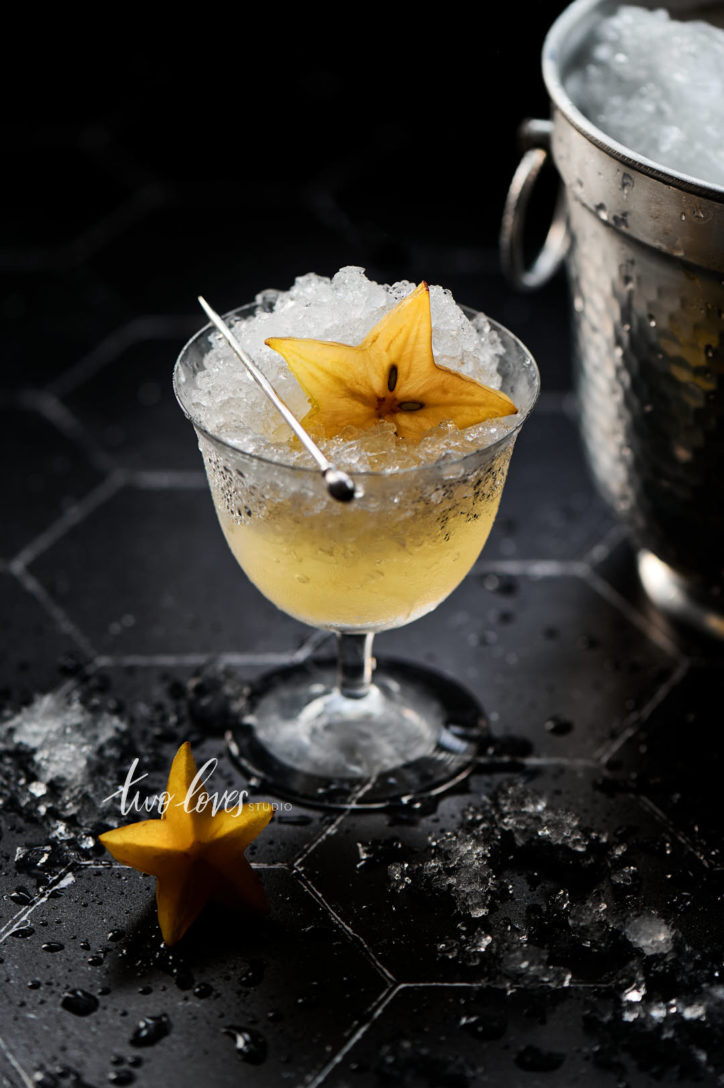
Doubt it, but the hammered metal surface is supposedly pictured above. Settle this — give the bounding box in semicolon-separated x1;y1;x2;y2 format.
565;193;724;596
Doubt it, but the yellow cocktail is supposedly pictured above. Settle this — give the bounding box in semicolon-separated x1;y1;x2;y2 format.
214;448;510;632
174;277;539;808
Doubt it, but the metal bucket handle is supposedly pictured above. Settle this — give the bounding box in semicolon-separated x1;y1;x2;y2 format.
500;119;570;291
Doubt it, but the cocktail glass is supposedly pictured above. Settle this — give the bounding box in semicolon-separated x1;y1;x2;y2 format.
174;298;539;809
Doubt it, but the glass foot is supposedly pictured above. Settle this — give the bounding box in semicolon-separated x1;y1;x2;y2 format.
226;658;487;810
637;549;724;639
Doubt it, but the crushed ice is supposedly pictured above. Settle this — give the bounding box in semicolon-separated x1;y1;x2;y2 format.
625;913;674;956
566;6;724;187
387;779;724;1075
1;690;128;849
387;782;671;983
183;266;517;470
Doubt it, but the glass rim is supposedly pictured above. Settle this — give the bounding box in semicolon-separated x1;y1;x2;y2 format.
172;299;541;480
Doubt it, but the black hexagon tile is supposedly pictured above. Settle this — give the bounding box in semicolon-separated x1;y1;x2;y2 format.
28;486;312;656
605;665;724;869
87;203;350;315
0;267;128;389
2;141;131;252
0;865;384;1088
63;335;201;473
300;764;720;992
0;573;85;709
0;406;103;561
322;983;723;1087
377;571;674;759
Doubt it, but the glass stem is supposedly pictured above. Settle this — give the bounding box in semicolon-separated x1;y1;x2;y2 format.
336;632;375;699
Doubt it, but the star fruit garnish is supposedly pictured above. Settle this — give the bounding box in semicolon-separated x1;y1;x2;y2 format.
265;281;516;442
99;743;273;946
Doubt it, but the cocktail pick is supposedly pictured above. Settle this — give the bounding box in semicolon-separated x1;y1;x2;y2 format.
197;296;359;503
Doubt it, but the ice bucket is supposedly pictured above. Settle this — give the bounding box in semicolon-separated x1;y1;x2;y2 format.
501;0;724;635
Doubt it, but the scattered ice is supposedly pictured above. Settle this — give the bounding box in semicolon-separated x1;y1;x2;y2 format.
501;944;572;988
625;914;674;956
387;780;723;1079
1;691;128;841
623;982;646;1003
388;782;606;974
183;266;518;471
496;782;597;855
566;6;724;187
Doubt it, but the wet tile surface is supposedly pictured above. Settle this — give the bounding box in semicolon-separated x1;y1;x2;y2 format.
379;573;674;759
2;56;722;1087
0;867;383;1088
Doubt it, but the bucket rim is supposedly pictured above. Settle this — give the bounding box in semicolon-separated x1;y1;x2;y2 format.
542;0;724;201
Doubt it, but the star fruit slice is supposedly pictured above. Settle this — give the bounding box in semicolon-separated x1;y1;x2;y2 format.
99;742;274;945
265;281;516;442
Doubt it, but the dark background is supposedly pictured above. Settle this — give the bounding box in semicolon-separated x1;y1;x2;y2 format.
2;3;571;391
4;9;724;1088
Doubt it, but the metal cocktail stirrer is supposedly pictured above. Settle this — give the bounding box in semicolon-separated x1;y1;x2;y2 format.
198;297;359;503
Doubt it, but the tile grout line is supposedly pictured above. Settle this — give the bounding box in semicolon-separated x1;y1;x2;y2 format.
392;979;613;990
305;983;401;1088
291;628;334;664
17;389;116;476
582;522;628;567
293;868;395;987
128;470;207;490
11;566;97;661
584;565;682;658
9;471;124;572
474;559;589;578
93;651;303;669
636;792;715;872
292;779;375;867
480;756;600;769
47;315;198;398
0;866;77;945
0;190;162;275
594;657;690;766
0;1035;34;1088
